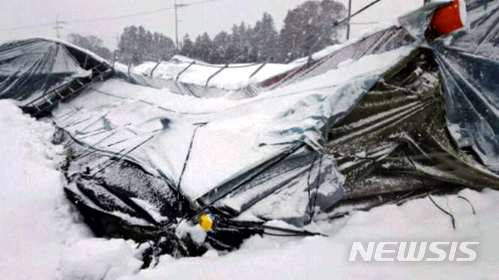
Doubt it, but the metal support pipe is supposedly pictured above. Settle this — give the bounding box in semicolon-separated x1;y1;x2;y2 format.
175;61;196;82
249;62;267;79
127;62;133;76
150;60;163;78
83;54;89;70
111;51;119;68
205;64;228;88
336;0;382;27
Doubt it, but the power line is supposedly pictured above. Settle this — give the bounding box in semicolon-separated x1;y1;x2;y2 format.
174;0;223;49
69;6;176;24
0;22;53;32
63;28;117;39
337;0;383;40
0;0;222;32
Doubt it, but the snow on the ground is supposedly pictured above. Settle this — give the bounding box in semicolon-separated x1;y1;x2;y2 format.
60;239;143;280
124;188;499;280
0;100;84;279
1;99;499;280
0;100;142;280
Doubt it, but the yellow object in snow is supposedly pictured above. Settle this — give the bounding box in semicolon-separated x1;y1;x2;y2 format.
198;214;213;231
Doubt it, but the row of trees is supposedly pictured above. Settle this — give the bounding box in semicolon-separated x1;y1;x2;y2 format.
68;0;346;65
67;26;176;64
180;0;346;64
67;34;112;60
279;0;346;62
180;12;279;64
117;25;175;64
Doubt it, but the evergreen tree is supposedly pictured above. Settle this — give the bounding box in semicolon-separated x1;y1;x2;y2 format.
118;25;175;64
279;0;346;62
191;32;214;63
180;34;194;57
224;24;241;63
278;9;301;62
212;31;230;63
252;12;279;62
67;33;112;60
153;1;346;64
199;32;214;62
153;32;176;60
234;22;249;63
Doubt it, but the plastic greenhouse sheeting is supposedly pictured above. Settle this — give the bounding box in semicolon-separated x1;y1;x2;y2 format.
431;0;499;172
51;42;416;221
4;0;499;229
50;3;460;224
0;38;90;102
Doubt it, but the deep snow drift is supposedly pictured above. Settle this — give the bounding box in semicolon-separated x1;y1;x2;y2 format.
127;188;499;280
0;100;88;279
1;99;499;279
0;101;143;280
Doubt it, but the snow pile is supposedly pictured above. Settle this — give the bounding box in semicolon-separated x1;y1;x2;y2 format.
0;100;142;280
124;189;499;280
0;99;498;279
176;220;207;245
60;239;143;280
0;100;89;279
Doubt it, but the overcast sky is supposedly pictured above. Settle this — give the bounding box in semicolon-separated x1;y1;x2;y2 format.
0;0;424;49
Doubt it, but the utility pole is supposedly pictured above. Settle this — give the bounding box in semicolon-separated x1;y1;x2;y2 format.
346;0;352;40
112;34;120;48
174;0;189;50
54;15;66;39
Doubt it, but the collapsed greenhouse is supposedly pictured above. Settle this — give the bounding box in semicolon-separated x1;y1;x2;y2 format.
0;0;498;264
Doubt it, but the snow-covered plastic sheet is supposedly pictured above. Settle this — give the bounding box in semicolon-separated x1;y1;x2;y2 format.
0;3;455;225
118;59;304;99
132;57;303;89
52;42;415;221
48;3;466;223
431;0;499;171
0;38;89;102
277;26;416;88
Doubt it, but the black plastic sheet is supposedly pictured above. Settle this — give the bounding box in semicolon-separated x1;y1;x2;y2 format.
0;38;89;101
432;0;499;171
